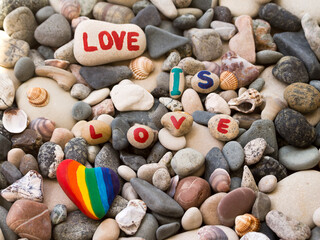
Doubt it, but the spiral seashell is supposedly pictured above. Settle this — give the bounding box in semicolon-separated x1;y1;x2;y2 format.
60;0;81;21
129;56;155;80
228;88;264;114
198;226;228;240
27;87;50;107
2;108;28;134
93;2;135;24
235;213;260;237
29;117;55;142
220;71;238;90
209;168;231;193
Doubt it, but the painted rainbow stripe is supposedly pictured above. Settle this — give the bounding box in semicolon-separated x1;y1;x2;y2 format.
57;159;120;220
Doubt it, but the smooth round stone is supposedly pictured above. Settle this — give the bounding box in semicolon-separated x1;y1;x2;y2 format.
14;57;35;82
248;78;265;92
284;82;320;113
93;218;120;240
258;175;277;193
137;163;164;183
200;193;227;225
181;207;202;230
174;176;211;210
171;148;205;177
118;165;136;182
156;222;181;240
127;124;155;149
217;187;256;227
51;204;67;225
19;154;39;175
7;148;25;168
279;145;320;171
256;50;283;65
82;88;110;106
213;6;232;22
208;114;239;141
275;108;316;147
72;102;92;121
173;14;197;30
158;128;186;151
36;6;55;23
191;70;219;93
244;138;267;165
121;182;139;201
161;112;193;137
152;168;171;191
222;141;244;171
70;83;91;100
81;120;111;145
181;88;204;115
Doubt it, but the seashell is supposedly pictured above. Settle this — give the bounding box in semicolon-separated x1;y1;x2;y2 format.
240;232;271;240
0;70;15;110
93;2;135;24
27;87;50;107
71;16;90;32
235;213;260;237
228;88;264;114
2;108;28;134
44;59;70;70
166;175;179;198
198;225;228;240
129;56;155;80
220;71;238;90
261;96;287;121
28;117;55;142
209;168;231;193
60;0;81;20
159;97;183;112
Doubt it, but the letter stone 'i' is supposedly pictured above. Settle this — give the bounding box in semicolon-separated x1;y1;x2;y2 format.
170;67;185;99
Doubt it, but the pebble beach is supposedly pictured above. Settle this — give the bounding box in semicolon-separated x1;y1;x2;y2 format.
0;0;320;239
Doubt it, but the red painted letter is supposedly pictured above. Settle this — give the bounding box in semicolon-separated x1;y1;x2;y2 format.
170;116;186;129
127;32;140;51
217;119;231;134
112;31;126;50
98;31;113;50
133;128;149;143
83;32;98;52
90;125;103;139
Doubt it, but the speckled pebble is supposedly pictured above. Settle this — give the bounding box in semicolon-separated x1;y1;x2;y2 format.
244;138;267;165
51;204;67;225
258;175;277;193
152;167;171;191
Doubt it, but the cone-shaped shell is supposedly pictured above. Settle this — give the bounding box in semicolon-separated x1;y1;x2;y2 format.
129;56;155;80
235;213;260;237
198;225;228;240
209;168;231;193
60;0;81;20
228;88;264;114
93;2;135;24
29;117;55;142
2;108;28;134
220;71;238;90
27;87;49;107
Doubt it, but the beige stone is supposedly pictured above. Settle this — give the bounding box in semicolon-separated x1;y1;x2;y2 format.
220;0;271;17
205;93;231;115
82;88;110;106
191;71;219;94
81;120;111;145
161;112;193;137
118;165;136;182
158;128;186;151
181;207;203;230
7;148;25;168
200;193;227;225
137;163;165;183
181;88;204;114
71;120;87;137
93;218;120;240
151;0;178;19
208;114;239;141
127;124;156;149
50;128;74;150
74;20;146;66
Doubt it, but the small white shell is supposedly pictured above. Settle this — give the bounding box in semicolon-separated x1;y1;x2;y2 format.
2;108;28;133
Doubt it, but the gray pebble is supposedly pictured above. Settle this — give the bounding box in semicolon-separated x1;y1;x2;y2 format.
192;110;216;126
105;195;128;218
132;0;152;15
0;171;8;189
64;137;88;165
315;122;320;148
156;222;181;240
70;83;91;100
162;51;181;72
205;147;229;182
120;151;147;171
71;102;92;121
173;14;197;30
230;177;242;191
51;204;67;225
310;80;320;92
111;117;130;151
196;8;214;29
213;6;232;23
37;45;54;59
133;213;159;240
222;141;244;171
310;227;320;240
0;134;11;161
0;161;22;185
248;78;265;91
14;57;35;82
35;6;55;24
147;142;167;164
159;20;183;36
95;143;120;174
0;206;18;240
190;0;212;11
256;50;283;65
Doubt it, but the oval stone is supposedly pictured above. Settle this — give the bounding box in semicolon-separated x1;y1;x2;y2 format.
208;114;239;141
127;124;155;149
191;70;219;94
74;20;146;66
169;67;185;99
217;187;256;227
161;111;193;137
81;120;111;145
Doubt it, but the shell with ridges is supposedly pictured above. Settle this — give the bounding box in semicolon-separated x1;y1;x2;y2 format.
60;0;81;20
93;2;135;24
209;168;231;193
2;108;28;134
220;71;238;90
198;225;228;240
228;88;264;114
28;117;55;142
129;56;155;80
27;87;49;107
235;213;260;237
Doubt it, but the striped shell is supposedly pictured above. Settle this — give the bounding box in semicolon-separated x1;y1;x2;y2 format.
198;226;228;240
93;2;135;24
27;87;49;107
29;117;55;142
60;0;81;20
209;168;231;193
129;56;155;80
228;88;264;114
235;213;260;237
220;71;238;90
2;108;28;134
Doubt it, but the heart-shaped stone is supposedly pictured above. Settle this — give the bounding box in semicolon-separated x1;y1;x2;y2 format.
57;159;120;219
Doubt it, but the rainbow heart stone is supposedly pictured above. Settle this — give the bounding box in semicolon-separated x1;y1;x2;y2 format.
56;159;120;219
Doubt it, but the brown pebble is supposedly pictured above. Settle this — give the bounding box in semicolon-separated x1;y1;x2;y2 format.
7;148;26;168
19;154;39;175
50;128;74;149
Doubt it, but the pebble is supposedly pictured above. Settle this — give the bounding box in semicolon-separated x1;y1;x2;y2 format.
174;176;211;210
181;207;202;230
192;110;215;126
106;195;128;218
19;154;39;175
150;0;177;19
177;8;203;19
130;178;184;218
37;45;54;60
173;14;197;30
313;208;320;227
252;19;276;51
256;50;283;65
169;67;185;99
131;5;161;30
53;40;77;63
205;93;231;115
51;204;67;225
93;218;120;240
35;6;55;24
71;102;92;121
132;0;153;14
156;222;181;240
132;213;158;240
110;117;129;151
185;28;222;61
191;70;219;94
302;13;320;61
118;165;136;182
240;232;270;240
248;78;265;92
213;6;232;23
158;128;186;151
82;88;110;106
222;141;244;171
162;52;181;72
7;148;25;168
200;193;227;225
204;147;229;182
0;206;17;240
209;168;231;193
120;152;146;172
181;89;204;114
127;124;155;149
241;165;259;192
252;192;271;221
50;128;74;150
161;112;193;137
70;83;91;100
64;137;88;165
208;114;239;141
13;57;35;82
266;210;311;240
81;120;111;145
196;8;214;29
210;21;237;41
11;129;42;156
229;15;255;63
171;148;205;177
258;175;277;193
173;0;192;8
152;168;171;191
0;161;22;185
243;138;267;165
145;25;189;59
259;3;301;32
178;57;205;75
122;182;139;201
